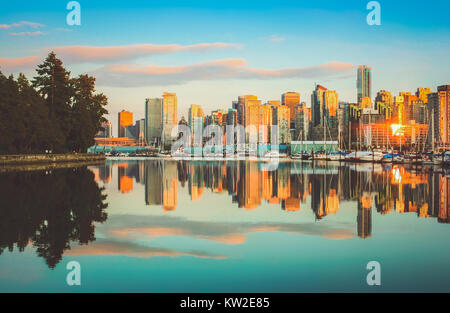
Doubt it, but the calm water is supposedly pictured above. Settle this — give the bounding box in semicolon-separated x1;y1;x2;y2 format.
0;159;449;292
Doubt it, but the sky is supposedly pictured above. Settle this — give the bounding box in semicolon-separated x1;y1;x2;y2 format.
1;0;449;132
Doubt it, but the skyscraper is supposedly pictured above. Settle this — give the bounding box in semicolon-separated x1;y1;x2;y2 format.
188;104;204;130
375;90;394;119
118;110;133;137
145;98;163;145
282;92;300;128
237;95;258;126
357;65;372;104
428;85;450;148
311;84;327;126
162;92;178;147
273;105;291;144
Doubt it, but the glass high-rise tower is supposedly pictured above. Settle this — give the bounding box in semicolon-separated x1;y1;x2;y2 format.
357;65;372;104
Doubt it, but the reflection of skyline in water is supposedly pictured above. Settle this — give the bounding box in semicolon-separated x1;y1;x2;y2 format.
93;160;450;240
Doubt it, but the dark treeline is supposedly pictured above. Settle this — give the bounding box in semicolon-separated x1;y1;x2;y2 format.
0;167;108;268
0;52;108;154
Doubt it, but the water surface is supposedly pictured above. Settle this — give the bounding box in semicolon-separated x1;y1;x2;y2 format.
0;160;449;292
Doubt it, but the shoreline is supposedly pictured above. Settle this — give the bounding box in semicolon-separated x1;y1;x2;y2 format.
0;153;105;167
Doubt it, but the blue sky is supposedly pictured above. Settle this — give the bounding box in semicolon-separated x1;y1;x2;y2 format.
1;0;449;130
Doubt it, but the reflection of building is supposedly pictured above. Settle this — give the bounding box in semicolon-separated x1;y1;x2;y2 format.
107;158;448;232
145;161;162;205
357;197;372;239
98;163;112;183
163;161;178;212
118;164;133;194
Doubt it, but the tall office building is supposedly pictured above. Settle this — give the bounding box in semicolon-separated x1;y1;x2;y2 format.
416;87;432;104
357;65;372;104
247;103;272;144
375;90;394;119
294;103;310;141
428;85;450;148
118;110;133;137
145;98;163;145
282;92;301;128
126;118;145;139
188;104;204;130
311;84;327;126
162;92;178;147
273;105;291;144
237;95;258;126
267;100;281;107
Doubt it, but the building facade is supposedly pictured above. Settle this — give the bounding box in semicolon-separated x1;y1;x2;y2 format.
357;65;372;104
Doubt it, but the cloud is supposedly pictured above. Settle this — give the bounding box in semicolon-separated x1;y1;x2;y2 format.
0;21;45;29
50;42;242;63
267;35;285;43
65;239;226;259
0;56;39;72
92;59;355;87
9;31;45;36
99;214;355;245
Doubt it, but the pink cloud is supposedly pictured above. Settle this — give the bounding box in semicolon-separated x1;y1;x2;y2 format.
50;42;242;63
0;21;45;29
0;56;39;72
92;58;355;87
9;31;44;36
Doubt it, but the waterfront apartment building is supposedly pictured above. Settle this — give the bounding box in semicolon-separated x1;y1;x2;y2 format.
428;85;450;148
357;65;372;104
118;110;133;137
145;98;163;146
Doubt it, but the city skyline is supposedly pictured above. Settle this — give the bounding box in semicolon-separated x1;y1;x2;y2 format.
1;0;449;132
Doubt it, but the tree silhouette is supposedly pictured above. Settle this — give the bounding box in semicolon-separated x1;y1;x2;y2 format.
0;167;108;269
0;52;108;154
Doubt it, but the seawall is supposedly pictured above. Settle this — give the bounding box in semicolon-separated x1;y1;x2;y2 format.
0;154;105;166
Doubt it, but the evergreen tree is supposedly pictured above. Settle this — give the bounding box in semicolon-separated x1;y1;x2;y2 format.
32;52;75;152
0;52;108;154
69;74;108;152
